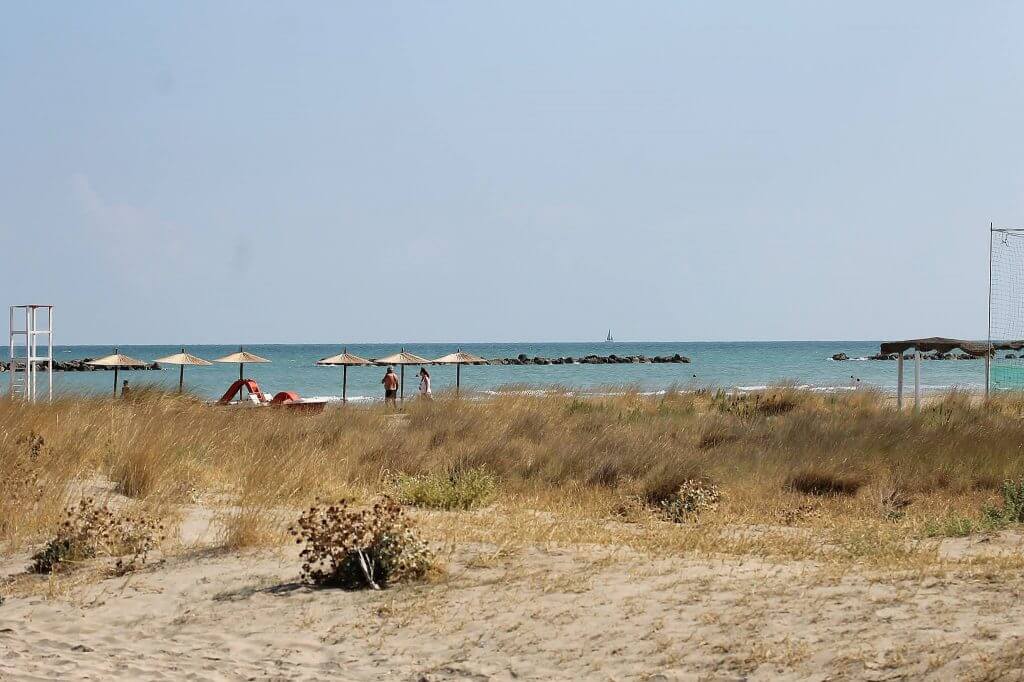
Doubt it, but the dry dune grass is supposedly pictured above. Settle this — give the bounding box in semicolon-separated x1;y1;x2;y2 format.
3;386;1024;567
9;387;1024;679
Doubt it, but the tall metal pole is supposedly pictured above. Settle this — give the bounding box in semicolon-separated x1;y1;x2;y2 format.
47;306;53;402
987;222;994;399
8;306;13;398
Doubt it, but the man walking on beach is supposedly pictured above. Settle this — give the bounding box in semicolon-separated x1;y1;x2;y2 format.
382;366;399;406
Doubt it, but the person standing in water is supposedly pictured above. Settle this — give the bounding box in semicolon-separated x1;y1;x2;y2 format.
418;367;432;399
382;366;399;406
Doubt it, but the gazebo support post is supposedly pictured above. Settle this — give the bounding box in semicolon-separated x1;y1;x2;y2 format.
113;367;119;397
914;350;921;414
985;352;991;399
343;365;348;403
456;363;461;393
179;364;184;393
896;353;904;410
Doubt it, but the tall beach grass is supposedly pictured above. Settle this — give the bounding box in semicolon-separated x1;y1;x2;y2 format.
4;386;1024;560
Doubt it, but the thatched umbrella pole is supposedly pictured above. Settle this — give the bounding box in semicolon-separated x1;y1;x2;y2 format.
177;347;185;392
315;348;371;405
86;348;149;398
113;347;119;396
431;349;486;397
155;349;213;394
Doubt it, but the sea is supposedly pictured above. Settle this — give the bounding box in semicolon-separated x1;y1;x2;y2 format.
3;341;998;401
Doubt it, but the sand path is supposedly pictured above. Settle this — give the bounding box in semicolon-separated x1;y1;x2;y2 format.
4;533;1024;681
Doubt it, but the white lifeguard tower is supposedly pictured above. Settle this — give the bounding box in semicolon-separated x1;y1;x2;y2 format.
8;304;53;402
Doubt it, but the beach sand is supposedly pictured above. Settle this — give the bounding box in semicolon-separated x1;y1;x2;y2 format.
4;502;1024;681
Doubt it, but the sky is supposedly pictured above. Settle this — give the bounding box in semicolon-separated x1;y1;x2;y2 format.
2;2;1024;344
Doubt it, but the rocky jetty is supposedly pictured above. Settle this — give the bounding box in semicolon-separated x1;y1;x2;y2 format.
0;359;162;372
486;353;690;366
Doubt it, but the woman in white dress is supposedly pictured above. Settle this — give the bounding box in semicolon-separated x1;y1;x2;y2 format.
418;367;432;399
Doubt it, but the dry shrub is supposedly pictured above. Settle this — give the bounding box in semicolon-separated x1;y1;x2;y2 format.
29;498;163;575
756;391;800;416
876;486;912;521
638;457;709;507
788;469;864;497
711;387;804;418
290;498;436;590
697;420;739;450
656;479;723;523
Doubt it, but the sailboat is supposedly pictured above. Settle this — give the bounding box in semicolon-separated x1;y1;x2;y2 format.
605;329;614;343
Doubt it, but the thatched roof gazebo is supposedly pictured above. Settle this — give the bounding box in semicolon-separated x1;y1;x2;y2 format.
432;349;487;393
316;348;371;403
154;349;213;393
879;337;1024;411
214;347;271;382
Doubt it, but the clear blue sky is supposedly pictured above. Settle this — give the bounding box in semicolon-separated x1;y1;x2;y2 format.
2;2;1022;344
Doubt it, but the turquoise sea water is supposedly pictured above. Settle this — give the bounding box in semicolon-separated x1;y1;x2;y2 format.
4;342;999;401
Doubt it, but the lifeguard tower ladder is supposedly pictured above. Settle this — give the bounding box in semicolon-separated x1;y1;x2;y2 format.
8;305;53;402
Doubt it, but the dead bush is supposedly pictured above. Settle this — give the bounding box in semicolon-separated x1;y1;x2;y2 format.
290;497;436;590
29;498;164;575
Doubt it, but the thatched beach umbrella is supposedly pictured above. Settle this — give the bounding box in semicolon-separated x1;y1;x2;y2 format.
213;347;271;383
432;349;487;393
374;349;430;401
86;348;149;397
316;348;371;403
154;348;213;393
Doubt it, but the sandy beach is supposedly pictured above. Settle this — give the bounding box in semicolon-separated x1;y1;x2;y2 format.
5;389;1024;680
5;498;1024;680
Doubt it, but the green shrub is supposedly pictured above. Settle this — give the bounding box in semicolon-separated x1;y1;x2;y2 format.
392;467;497;510
29;498;163;575
923;514;982;538
565;398;597;415
290;497;435;590
982;477;1024;527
